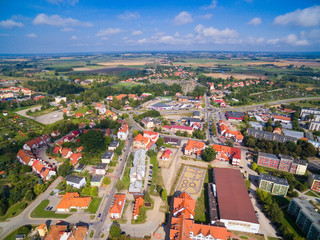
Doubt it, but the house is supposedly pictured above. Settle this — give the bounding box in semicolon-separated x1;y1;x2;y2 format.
75;112;84;118
143;131;159;142
133;134;150;150
117;123;129;140
226;111;245;120
101;151;114;164
163;136;181;146
70;152;82;165
75;164;85;173
109;194;126;219
78;123;86;129
37;223;48;237
212;144;241;166
218;120;243;142
169;192;231;240
51;130;60;137
132;197;144;220
96;163;108;175
273;115;291;124
184;140;205;156
15;235;25;240
44;224;87;240
273;127;282;134
108;140;119;151
160;149;173;161
91;175;103;187
56;192;91;212
61;148;73;159
65;175;86;189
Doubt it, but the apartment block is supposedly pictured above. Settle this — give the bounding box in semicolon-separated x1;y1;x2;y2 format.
308;174;320;193
259;174;289;197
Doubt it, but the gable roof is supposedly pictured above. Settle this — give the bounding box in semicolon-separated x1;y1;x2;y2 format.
109;194;126;214
56;192;91;210
185;140;205;151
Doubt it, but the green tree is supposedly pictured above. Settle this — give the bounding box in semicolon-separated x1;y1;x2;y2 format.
109;223;122;238
90;187;98;196
24;190;34;201
156;137;165;148
80;130;106;153
201;147;217;162
132;129;139;138
33;184;46;195
103;177;111;185
58;161;72;177
63;112;67;120
226;139;234;147
161;189;167;202
251;162;258;171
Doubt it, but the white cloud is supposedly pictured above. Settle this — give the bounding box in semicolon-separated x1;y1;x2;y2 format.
194;24;239;44
202;14;213;20
248;17;261;26
71;35;77;40
174;11;193;25
0;19;24;29
97;28;122;37
205;0;217;9
247;36;264;44
132;30;143;36
70;43;89;47
118;11;140;21
26;33;37;38
61;27;75;32
33;14;92;27
274;6;320;27
267;34;309;46
46;0;79;5
101;37;109;40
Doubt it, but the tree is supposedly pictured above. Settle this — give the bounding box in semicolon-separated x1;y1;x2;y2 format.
226;139;234;147
33;184;46;195
251;162;258;171
58;161;72;177
156;137;165;148
161;189;167;202
60;100;67;108
90;187;98;196
103;177;111;185
63;112;67;120
201;147;217;162
132;129;139;138
109;223;122;238
211;124;216;136
24;190;34;201
80;130;106;153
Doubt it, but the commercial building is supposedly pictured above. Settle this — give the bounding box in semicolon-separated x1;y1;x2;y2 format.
226;111;245;120
247;128;298;143
257;152;307;175
288;197;320;240
56;192;91;212
308;174;320;193
259;174;289;197
150;102;173;110
169;192;231;240
210;168;260;233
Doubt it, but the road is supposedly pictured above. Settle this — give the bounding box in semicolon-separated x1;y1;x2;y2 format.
92;132;134;239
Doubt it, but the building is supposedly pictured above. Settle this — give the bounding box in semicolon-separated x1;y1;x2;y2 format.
55;96;67;104
101;151;114;164
109;193;126;219
65;175;86;189
247;128;298;143
75;164;85;173
143;130;159;142
300;108;320;120
108;140;119;151
273;115;291;124
288;197;320;240
56;192;91;212
309;121;320;131
211;168;260;233
162;125;194;135
308;174;320;193
163;136;181;146
44;224;87;240
283;129;304;139
150;102;173;110
129;149;146;193
160;149;173;161
132;197;144;220
133;134;151;150
169;192;231;240
226;111;245;120
259;174;289;197
212;144;241;166
184;139;205;156
91;175;103;187
37;223;48;237
257;152;307;175
218;120;243;142
96;163;108;175
117;123;129;140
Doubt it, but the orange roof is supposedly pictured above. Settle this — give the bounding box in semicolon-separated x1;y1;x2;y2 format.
134;134;150;145
213;144;241;160
161;149;173;159
118;123;128;133
116;94;127;101
75;112;83;117
143;131;159;141
40;168;50;179
274;115;291;121
62;109;68;113
77;146;83;152
56;192;91;210
68;226;87;240
38;223;47;230
70;152;82;165
61;148;72;157
128;94;136;99
132;197;144;219
44;225;68;240
173;192;195;218
184;140;205;151
109;194;126;214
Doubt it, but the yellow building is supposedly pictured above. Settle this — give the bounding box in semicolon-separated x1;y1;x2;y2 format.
38;223;48;237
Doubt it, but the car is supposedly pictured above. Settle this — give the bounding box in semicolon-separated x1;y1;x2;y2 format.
99;220;103;223
149;170;153;174
149;166;153;169
90;223;93;226
149;175;152;178
45;207;50;211
98;213;101;218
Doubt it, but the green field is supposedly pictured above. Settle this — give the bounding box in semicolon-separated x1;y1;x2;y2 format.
0;201;29;221
86;198;102;214
194;171;209;223
31;200;70;218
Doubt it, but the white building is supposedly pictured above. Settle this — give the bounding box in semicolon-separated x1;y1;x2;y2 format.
65;175;86;189
129;149;146;193
55;96;67;104
117;123;129;140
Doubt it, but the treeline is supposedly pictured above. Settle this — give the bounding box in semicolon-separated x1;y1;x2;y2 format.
26;80;85;96
187;86;207;98
244;136;317;159
256;189;304;240
281;75;320;84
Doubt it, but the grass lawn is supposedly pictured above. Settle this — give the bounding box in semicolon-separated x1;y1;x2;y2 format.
268;237;281;240
0;200;28;221
194;171;209;223
305;190;320;197
244;179;251;190
281;207;305;238
272;196;290;208
86;198;102;214
4;225;33;240
31;200;70;218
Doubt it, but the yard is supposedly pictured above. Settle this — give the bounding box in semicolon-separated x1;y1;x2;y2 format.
30;199;70;218
194;170;209;223
86;198;102;214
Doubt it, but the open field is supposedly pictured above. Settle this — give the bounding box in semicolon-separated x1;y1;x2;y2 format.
204;73;267;80
97;60;154;66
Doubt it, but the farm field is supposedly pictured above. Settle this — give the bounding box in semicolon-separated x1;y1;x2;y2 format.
204;72;267;80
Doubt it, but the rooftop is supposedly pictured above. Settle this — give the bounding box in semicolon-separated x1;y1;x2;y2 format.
65;175;85;184
102;151;114;159
96;163;108;169
260;174;289;186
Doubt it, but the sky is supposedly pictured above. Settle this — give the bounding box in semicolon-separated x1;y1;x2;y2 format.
0;0;319;54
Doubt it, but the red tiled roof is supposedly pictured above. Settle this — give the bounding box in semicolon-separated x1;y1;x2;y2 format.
109;194;126;214
56;192;91;210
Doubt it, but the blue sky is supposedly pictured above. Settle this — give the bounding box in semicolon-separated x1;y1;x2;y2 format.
0;0;319;54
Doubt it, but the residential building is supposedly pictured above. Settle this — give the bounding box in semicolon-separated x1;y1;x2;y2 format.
95;163;108;175
308;174;320;193
143;130;159;142
249;121;264;130
37;223;48;237
163;136;181;146
160;149;173;161
117;123;129;140
75;164;85;173
133;134;151;150
212;144;241;166
259;174;289;197
91;175;103;187
65;175;86;189
193;111;201;118
70;152;82;165
283;129;304;139
309;121;320;131
129;149;146;193
257;152;307;175
101;151;114;164
169;192;232;240
226;111;245;120
288;197;320;240
210;168;260;233
300;108;320;120
273;115;291;124
184;139;205;156
132;197;144;220
247;128;298;143
273;127;282;134
44;224;87;240
108;140;119;150
109;194;126;219
162;125;194;135
55;96;67;104
56;192;91;212
218;120;243;142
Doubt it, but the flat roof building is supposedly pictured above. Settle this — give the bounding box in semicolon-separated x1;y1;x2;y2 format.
259;174;289;197
212;168;259;233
